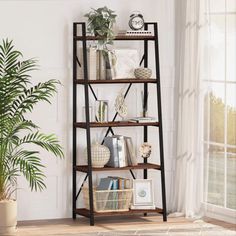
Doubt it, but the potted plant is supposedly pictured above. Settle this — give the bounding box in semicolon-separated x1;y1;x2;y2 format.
0;39;64;234
85;6;117;47
85;7;117;80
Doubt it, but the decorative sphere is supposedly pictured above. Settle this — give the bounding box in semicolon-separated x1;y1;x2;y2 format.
84;142;110;168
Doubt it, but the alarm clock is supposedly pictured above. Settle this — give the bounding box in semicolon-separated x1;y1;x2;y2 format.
129;12;145;30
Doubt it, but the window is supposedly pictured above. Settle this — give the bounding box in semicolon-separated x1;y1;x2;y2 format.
204;0;236;211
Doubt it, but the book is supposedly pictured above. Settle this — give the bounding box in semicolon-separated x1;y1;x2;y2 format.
108;177;121;210
124;179;132;189
126;30;152;36
130;205;156;210
111;178;119;210
128;117;157;123
111;178;119;190
124;137;137;166
97;177;113;191
113;135;127;167
104;136;119;168
96;50;106;80
88;47;97;80
97;177;114;211
117;30;153;36
118;178;125;189
78;47;97;80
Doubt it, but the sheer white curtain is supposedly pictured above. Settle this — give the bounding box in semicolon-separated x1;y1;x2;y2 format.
170;0;206;218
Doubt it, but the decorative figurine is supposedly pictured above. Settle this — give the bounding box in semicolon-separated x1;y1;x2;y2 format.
115;90;128;119
139;142;152;159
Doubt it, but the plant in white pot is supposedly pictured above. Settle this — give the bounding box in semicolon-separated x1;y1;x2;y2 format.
0;39;64;234
85;6;117;80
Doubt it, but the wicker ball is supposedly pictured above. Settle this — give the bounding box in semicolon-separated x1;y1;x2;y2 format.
84;142;110;168
134;68;152;79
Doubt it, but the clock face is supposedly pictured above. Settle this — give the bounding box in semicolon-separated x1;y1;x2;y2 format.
129;16;144;30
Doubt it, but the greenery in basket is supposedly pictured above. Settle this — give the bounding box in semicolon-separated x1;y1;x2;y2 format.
0;39;64;201
84;6;117;48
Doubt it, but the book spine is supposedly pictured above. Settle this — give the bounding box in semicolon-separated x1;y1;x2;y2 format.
118;178;125;189
104;137;119;168
127;138;137;166
88;47;97;80
113;136;128;167
112;179;119;210
124;179;131;189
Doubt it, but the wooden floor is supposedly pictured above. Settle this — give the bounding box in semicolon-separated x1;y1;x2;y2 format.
16;215;236;236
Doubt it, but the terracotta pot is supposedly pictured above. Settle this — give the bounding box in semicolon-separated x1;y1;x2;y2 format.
0;200;17;235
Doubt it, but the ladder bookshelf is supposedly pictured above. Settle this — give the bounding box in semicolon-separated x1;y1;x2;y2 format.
72;22;167;226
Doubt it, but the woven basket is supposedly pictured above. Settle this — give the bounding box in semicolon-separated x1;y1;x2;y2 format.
83;187;133;212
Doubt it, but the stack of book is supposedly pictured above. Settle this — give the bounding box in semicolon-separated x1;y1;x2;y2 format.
104;135;137;168
78;47;115;80
128;117;157;123
96;177;132;211
117;30;153;36
78;47;140;80
97;176;131;191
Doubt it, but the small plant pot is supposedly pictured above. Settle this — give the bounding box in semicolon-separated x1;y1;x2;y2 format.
0;200;17;235
134;68;152;79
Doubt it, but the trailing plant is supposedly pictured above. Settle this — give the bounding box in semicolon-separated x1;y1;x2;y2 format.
84;6;117;48
0;39;64;201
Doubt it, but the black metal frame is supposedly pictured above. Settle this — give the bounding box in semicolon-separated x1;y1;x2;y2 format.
72;22;167;225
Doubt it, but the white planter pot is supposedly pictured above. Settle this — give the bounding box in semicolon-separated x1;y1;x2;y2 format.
0;200;17;235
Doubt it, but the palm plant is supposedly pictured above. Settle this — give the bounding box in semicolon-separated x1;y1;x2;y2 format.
0;39;64;201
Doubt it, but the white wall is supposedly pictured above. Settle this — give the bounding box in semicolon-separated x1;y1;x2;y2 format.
0;0;175;220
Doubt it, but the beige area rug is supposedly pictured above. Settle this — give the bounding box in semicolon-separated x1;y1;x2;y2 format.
49;222;236;236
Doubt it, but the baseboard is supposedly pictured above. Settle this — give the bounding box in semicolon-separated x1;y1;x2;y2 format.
204;203;236;224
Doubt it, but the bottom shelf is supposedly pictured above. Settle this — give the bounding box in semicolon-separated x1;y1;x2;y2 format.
75;208;163;218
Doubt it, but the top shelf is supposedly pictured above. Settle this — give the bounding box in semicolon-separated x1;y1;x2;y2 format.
74;35;156;41
75;78;157;84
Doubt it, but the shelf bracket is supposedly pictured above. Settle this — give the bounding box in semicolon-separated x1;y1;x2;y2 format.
76;174;88;200
129;170;136;179
88;84;98;100
76;56;81;67
139;54;145;66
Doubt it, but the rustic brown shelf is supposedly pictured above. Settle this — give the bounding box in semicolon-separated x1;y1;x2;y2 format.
75;78;157;84
75;163;161;173
72;22;167;225
75;208;163;218
74;35;155;41
76;78;157;84
74;121;159;128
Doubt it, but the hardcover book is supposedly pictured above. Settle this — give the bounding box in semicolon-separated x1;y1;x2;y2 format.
125;137;137;166
78;47;97;80
113;135;127;167
97;177;113;191
104;136;119;168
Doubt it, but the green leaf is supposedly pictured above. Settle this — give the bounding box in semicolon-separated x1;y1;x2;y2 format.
0;39;64;200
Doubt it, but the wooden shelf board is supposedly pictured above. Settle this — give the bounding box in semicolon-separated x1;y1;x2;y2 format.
75;163;161;173
75;78;157;84
74;121;159;128
74;35;155;41
75;208;163;217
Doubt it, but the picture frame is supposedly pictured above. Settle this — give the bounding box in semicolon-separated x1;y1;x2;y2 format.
133;179;154;206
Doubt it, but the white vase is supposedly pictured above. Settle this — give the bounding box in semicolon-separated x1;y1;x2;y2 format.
84;142;110;168
0;200;17;235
